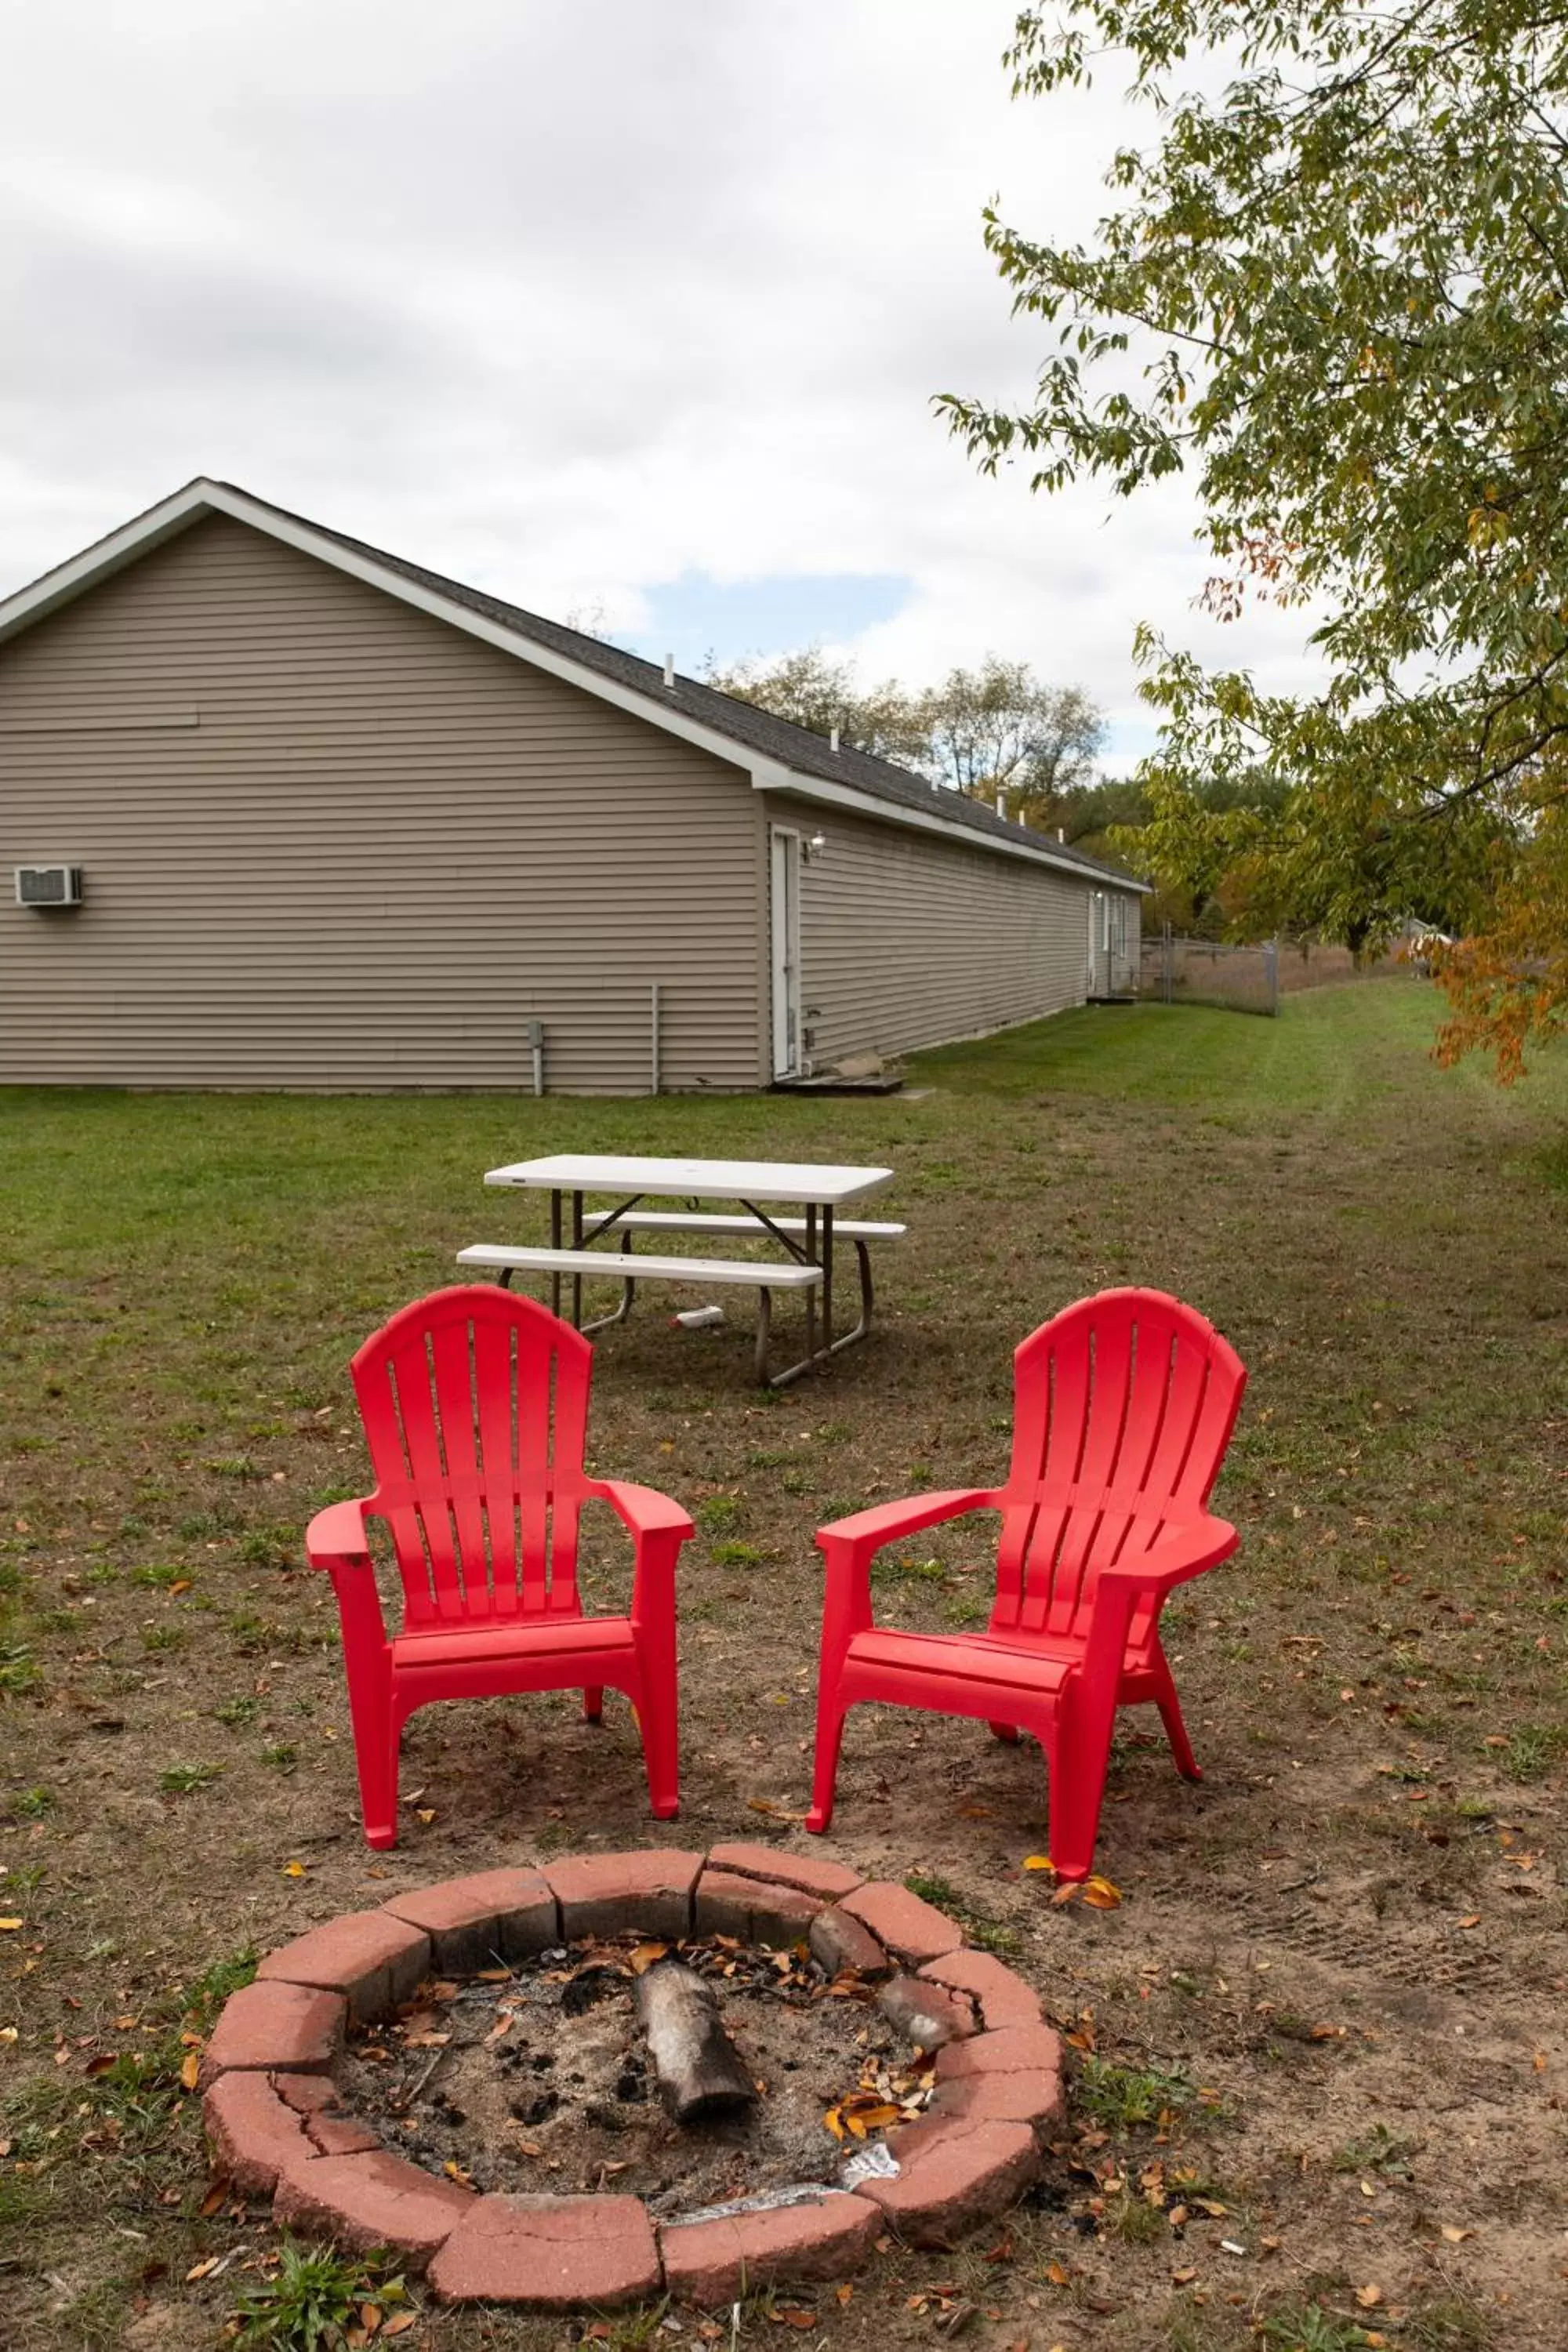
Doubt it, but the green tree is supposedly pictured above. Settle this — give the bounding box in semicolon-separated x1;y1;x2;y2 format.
919;658;1107;818
938;2;1568;1058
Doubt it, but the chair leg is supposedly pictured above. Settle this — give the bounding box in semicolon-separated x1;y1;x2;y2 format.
1044;1709;1113;1884
631;1641;680;1820
805;1696;848;1834
583;1686;604;1725
1149;1653;1202;1781
346;1671;400;1851
988;1721;1022;1744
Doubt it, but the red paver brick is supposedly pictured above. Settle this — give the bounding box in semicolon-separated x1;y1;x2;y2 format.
931;2068;1062;2133
695;1867;820;1948
934;2024;1063;2082
706;1842;865;1901
853;2116;1038;2245
877;1974;975;2049
917;1948;1044;2031
840;1882;964;1967
544;1849;702;1942
273;2148;473;2263
256;1911;430;2021
199;1980;345;2089
269;2071;382;2154
381;1867;558;1972
660;2193;877;2304
202;2069;313;2194
428;2193;661;2307
808;1905;891;1981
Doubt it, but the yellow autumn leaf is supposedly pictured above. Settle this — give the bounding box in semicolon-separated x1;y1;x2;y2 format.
281;1860;307;1878
822;2105;846;2141
0;1919;23;1932
1022;1854;1057;1873
180;2051;201;2091
1080;1875;1123;1909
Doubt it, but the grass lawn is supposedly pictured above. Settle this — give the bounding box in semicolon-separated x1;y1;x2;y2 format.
2;978;1565;2350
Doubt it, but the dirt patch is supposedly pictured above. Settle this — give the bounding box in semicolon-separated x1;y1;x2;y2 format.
339;1934;928;2218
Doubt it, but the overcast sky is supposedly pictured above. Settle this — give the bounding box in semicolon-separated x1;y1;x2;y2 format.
0;0;1319;770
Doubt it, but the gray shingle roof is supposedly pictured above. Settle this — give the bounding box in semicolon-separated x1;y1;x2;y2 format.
225;484;1144;891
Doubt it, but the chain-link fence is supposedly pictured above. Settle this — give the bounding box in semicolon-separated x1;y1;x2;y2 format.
1141;932;1280;1014
1139;929;1409;1015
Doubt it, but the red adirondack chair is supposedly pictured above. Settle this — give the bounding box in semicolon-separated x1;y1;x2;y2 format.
305;1285;693;1849
805;1287;1246;1880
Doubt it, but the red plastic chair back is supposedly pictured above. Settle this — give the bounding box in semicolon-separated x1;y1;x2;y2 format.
350;1284;593;1629
992;1287;1245;1643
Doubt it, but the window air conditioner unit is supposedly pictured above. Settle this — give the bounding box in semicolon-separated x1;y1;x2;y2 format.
15;866;84;908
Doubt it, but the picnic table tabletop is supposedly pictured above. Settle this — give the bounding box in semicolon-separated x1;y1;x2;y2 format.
482;1153;895;1207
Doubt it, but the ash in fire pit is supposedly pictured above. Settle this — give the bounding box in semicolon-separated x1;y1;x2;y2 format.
338;1933;936;2221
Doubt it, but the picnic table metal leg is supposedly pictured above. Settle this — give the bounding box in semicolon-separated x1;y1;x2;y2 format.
804;1203;817;1368
582;1232;639;1335
754;1285;773;1386
571;1189;583;1329
550;1191;562;1318
821;1205;834;1358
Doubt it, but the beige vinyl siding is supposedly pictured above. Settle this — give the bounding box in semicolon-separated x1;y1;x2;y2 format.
768;795;1139;1065
0;517;764;1092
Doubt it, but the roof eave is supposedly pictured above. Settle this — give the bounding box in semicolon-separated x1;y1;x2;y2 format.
0;481;1149;891
759;768;1151;890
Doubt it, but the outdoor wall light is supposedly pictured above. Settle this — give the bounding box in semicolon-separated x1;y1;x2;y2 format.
805;831;827;860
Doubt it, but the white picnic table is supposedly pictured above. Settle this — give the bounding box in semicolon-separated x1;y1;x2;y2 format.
459;1152;898;1386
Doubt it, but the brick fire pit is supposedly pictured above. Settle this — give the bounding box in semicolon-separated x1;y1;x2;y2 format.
200;1845;1062;2310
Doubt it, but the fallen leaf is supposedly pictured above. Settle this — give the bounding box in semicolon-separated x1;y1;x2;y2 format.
629;1942;670;1975
358;2307;382;2332
199;2182;228;2217
1080;1875;1123;1910
1022;1854;1057;1873
180;2051;201;2090
281;1860;308;1878
1356;2285;1384;2309
415;1809;436;1825
185;2257;220;2281
1171;2267;1197;2285
1457;1913;1482;1930
380;2318;418;2341
1440;2225;1474;2244
768;2307;818;2329
0;1919;24;1933
84;2053;117;2077
834;2283;854;2307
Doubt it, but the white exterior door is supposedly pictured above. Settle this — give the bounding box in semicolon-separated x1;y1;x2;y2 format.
769;826;803;1079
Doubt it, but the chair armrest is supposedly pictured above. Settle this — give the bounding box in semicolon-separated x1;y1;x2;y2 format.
303;1497;389;1653
815;1488;996;1556
304;1497;374;1566
1098;1515;1238;1594
589;1479;696;1541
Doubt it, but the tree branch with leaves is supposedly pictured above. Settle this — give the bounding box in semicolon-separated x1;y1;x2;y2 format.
939;0;1568;1067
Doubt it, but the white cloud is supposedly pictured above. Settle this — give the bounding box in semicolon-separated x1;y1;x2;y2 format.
0;0;1323;759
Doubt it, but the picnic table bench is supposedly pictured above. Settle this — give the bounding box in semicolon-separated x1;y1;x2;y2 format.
459;1153;901;1386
